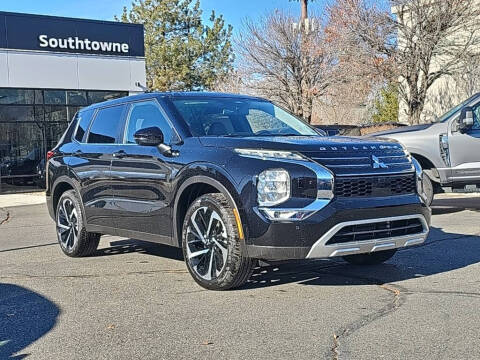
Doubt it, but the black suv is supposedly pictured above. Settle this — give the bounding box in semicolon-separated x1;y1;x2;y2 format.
46;92;431;290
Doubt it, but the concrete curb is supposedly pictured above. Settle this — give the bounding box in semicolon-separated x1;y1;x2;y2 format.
0;192;46;208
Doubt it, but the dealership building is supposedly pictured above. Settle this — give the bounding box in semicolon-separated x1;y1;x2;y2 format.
0;11;146;193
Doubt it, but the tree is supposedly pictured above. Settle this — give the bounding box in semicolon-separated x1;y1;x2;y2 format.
327;0;480;125
235;11;336;123
117;0;234;91
372;83;399;123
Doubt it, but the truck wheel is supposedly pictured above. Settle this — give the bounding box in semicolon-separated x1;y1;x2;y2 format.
56;190;100;257
422;173;434;206
343;249;397;266
182;193;255;290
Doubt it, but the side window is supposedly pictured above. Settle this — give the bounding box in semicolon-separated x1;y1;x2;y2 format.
74;109;95;142
87;105;125;144
125;100;174;144
472;103;480;130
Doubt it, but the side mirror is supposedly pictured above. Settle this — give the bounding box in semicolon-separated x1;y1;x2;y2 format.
134;127;164;146
458;106;474;133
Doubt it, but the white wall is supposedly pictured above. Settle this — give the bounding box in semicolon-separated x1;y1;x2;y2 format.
0;49;146;92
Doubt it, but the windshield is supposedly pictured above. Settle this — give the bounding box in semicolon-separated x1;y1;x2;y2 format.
170;97;319;137
435;93;480;123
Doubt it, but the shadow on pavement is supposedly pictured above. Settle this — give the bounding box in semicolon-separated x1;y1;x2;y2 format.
243;226;480;289
0;284;60;359
432;196;480;215
97;239;183;261
95;226;480;291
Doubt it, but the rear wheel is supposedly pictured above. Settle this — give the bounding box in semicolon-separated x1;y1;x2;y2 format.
182;193;255;290
56;190;100;257
343;249;397;266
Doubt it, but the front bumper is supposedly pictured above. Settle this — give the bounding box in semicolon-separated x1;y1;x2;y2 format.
305;214;428;258
244;196;431;260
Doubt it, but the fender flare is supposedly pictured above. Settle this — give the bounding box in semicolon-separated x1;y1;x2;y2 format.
51;175;86;222
172;174;244;247
409;152;440;182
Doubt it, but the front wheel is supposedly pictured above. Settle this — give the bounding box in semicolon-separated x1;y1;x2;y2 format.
343;249;397;266
182;193;255;290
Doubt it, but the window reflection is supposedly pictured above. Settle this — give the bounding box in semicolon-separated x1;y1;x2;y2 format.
0;89;34;104
88;91;127;105
0;87;128;192
67;91;88;106
0;123;44;191
44;90;67;105
0;106;35;121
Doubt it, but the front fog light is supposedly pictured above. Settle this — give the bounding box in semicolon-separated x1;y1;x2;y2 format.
257;169;290;206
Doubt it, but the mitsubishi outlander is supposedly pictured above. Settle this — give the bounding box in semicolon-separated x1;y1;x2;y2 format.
46;92;431;290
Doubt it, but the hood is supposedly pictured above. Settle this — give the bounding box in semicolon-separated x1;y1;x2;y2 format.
199;135;402;152
370;124;433;137
199;135;413;177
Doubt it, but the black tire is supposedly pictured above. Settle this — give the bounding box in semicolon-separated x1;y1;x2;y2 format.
343;249;397;266
55;190;100;257
422;173;434;207
181;193;255;290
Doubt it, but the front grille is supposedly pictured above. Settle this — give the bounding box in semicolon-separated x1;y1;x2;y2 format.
326;218;424;245
334;174;416;198
303;145;413;176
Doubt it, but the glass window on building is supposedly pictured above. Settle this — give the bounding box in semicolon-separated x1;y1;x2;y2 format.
0;106;35;122
34;90;44;104
44;90;67;105
0;89;34;104
0;122;44;192
0;87;128;193
67;91;88;106
88;91;127;105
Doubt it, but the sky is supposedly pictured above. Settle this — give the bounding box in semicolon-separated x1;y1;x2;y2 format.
0;0;329;34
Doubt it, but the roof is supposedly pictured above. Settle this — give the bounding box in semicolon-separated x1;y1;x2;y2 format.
81;91;268;111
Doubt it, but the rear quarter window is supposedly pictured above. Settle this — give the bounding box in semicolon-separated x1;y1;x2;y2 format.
74;109;96;142
87;105;126;144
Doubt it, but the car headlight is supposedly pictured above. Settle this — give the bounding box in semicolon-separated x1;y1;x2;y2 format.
235;148;305;161
257;169;290;206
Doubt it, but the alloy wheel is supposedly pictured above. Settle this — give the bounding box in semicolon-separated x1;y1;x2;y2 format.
57;198;79;251
185;206;229;281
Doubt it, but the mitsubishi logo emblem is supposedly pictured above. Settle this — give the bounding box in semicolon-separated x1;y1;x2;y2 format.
372;155;388;169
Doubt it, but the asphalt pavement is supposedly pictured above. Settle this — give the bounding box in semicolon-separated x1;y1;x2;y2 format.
0;195;479;359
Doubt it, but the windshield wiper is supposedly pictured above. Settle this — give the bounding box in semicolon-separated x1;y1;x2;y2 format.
216;134;246;137
269;134;313;137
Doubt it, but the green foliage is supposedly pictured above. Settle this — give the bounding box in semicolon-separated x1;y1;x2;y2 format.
372;84;399;123
117;0;234;91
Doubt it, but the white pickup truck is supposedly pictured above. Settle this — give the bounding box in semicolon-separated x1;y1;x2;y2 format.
372;93;480;205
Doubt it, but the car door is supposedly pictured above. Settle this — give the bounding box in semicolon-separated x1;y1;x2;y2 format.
448;101;480;185
69;104;127;229
110;99;180;244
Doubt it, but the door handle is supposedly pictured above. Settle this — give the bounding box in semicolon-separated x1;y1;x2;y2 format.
113;150;127;159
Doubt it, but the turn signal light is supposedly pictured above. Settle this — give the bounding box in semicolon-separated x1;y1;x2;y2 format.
46;150;55;161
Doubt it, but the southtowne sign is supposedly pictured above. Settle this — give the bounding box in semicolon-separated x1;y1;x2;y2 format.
0;11;144;57
39;35;130;54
